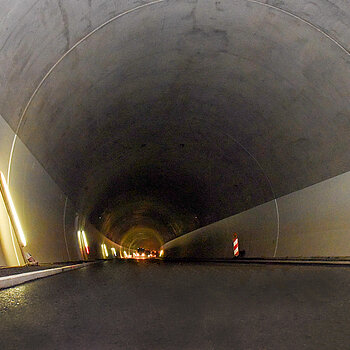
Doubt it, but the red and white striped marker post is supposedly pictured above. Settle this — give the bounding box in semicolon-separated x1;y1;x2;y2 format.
233;233;239;257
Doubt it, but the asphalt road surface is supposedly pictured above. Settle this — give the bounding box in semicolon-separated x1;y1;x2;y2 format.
1;260;349;349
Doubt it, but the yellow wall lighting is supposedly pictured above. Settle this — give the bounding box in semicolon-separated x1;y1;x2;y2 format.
159;250;164;257
101;244;108;258
77;230;82;249
81;230;90;254
0;171;26;247
111;247;117;257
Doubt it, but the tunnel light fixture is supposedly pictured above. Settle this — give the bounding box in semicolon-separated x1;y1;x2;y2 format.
111;248;117;257
159;250;164;257
77;230;87;258
0;171;26;247
123;250;128;258
81;231;90;255
77;230;82;249
77;230;81;247
101;244;108;258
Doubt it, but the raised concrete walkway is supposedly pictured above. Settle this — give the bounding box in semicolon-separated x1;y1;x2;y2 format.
0;262;94;290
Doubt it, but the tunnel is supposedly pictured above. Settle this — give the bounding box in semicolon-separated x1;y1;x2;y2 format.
0;0;350;264
1;1;350;349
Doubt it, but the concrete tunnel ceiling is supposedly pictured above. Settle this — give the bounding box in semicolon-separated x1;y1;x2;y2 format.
1;0;350;249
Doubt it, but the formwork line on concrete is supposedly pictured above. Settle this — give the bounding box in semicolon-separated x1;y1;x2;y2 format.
7;0;165;185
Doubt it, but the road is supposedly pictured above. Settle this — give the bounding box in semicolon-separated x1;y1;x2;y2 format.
1;260;350;349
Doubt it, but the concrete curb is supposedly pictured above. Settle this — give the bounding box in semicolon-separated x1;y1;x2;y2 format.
0;262;95;290
163;258;350;266
231;259;350;266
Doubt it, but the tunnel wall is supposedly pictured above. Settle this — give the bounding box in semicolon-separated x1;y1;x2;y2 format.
0;114;25;266
0;0;168;267
163;170;350;259
1;1;350;264
0;113;121;266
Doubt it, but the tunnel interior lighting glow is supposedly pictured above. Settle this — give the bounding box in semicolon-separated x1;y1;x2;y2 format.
0;171;26;247
111;247;117;257
77;230;81;246
81;230;90;254
159;250;164;257
77;230;86;258
101;244;108;258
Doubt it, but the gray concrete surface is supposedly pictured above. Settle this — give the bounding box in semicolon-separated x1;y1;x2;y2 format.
0;260;350;349
12;0;350;223
0;111;128;266
0;262;92;290
163;170;350;259
0;264;78;278
0;0;350;263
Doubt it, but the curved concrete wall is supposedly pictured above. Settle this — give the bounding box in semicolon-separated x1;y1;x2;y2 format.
0;113;122;266
163;170;350;258
0;0;349;264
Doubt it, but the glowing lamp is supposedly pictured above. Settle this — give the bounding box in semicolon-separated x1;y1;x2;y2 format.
81;231;89;254
0;171;26;247
111;247;117;257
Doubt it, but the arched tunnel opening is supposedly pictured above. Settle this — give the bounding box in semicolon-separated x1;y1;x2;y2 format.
1;1;350;348
0;0;350;265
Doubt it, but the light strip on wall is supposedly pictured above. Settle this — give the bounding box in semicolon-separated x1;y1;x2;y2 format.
0;171;26;247
111;247;117;257
101;244;108;258
77;230;84;258
81;230;89;254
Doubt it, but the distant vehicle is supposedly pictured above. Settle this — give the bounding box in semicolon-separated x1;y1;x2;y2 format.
149;250;159;258
135;248;159;258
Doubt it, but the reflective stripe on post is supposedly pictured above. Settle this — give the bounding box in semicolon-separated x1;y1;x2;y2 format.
233;233;239;257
